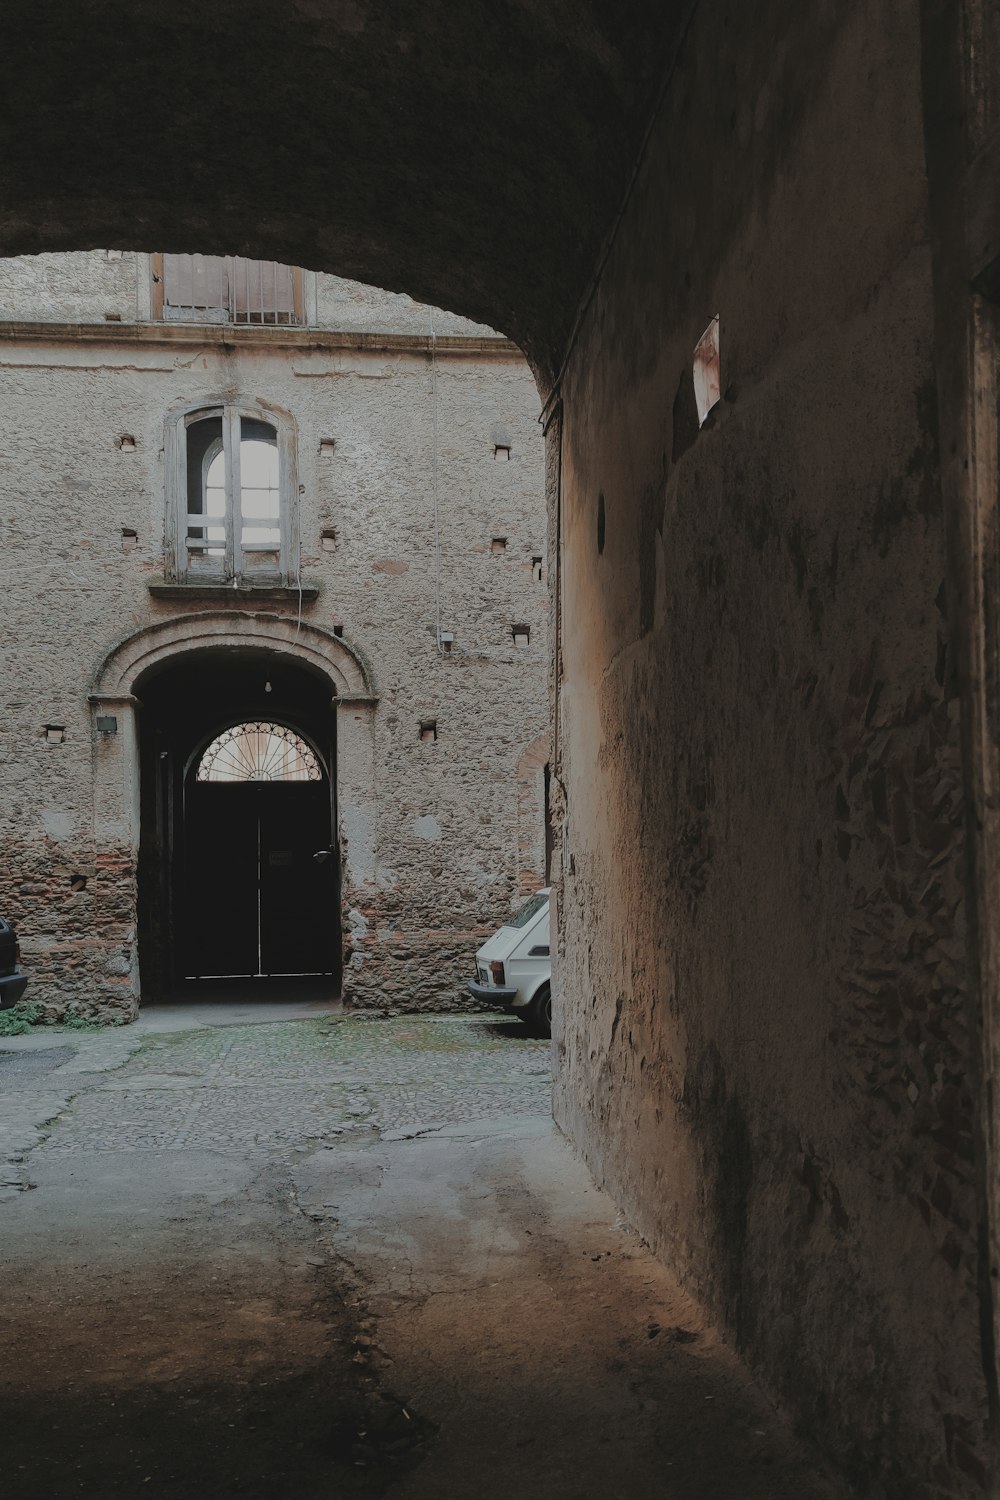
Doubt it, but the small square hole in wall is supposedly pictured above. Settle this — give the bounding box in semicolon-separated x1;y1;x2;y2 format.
121;527;138;552
693;315;721;427
511;624;530;648
117;434;136;451
333;624;345;638
321;527;338;552
491;537;507;554
493;444;511;460
104;311;122;322
532;555;543;582
419;719;438;743
320;438;337;458
44;725;66;744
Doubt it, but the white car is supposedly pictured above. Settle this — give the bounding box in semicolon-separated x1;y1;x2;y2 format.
467;889;552;1036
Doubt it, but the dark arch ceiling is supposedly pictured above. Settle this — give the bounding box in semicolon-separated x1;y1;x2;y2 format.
0;1;690;385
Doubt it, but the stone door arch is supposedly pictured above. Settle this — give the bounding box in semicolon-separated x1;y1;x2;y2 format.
88;611;378;1013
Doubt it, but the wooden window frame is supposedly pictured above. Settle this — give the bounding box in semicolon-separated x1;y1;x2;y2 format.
150;254;304;326
165;400;298;585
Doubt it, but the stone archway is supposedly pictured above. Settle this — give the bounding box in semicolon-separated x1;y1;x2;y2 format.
88;611;379;1015
93;611;375;700
0;4;689;388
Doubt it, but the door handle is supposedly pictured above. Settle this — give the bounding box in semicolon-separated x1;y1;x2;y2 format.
312;848;332;863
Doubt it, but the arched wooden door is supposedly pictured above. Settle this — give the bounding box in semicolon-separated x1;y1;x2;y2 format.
181;722;337;979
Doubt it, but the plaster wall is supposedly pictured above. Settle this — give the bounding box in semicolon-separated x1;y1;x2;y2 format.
551;3;990;1495
0;258;546;1016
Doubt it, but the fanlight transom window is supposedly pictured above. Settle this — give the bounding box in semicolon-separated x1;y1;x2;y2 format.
196;723;322;783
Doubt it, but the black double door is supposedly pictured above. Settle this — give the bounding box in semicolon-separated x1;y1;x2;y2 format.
182;779;336;978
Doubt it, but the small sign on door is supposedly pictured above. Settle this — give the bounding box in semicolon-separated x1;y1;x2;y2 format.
269;849;294;867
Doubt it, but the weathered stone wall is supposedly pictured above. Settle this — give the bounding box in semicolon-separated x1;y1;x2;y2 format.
0;258;547;1016
551;3;991;1495
0;252;496;337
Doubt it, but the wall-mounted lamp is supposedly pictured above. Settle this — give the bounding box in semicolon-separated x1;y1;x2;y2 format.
96;716;118;736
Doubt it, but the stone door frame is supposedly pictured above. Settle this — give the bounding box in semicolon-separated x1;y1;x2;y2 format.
89;611;379;1011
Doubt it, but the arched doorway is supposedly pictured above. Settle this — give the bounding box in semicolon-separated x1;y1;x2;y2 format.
90;611;379;1009
136;650;341;996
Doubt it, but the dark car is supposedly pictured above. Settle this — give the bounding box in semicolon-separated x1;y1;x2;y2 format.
0;917;28;1009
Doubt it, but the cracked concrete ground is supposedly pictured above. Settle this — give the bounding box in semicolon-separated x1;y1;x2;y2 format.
0;1010;847;1498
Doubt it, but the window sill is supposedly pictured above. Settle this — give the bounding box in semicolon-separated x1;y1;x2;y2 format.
148;580;320;603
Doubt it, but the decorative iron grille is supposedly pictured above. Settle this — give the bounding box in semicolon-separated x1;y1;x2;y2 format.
196;722;322;783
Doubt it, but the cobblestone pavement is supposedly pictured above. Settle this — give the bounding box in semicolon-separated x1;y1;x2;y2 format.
0;1011;846;1500
35;1014;551;1157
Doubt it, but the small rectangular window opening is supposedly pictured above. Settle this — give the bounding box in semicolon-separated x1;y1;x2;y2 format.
532;555;543;582
320;438;337;458
511;625;530;648
333;624;345;638
419;719;438;743
121;527;138;552
493;444;511;460
44;725;66;744
491;537;507;554
321;527;338;552
693;315;721;427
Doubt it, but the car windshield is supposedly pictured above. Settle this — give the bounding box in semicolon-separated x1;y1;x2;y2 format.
505;892;549;930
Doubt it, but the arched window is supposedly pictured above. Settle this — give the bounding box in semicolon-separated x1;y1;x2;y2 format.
196;722;322;783
169;403;295;583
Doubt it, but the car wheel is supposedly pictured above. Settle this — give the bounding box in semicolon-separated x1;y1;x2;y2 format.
528;983;551;1039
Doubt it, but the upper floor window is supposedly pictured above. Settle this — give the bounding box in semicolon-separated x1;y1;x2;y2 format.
152;254;303;325
167;402;296;583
